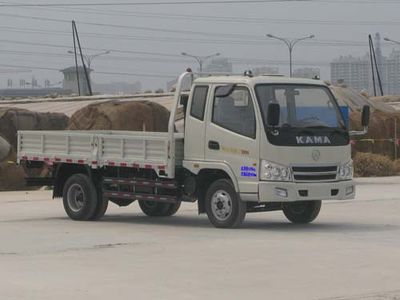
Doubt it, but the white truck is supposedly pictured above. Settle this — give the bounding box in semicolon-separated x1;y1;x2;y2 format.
17;70;370;228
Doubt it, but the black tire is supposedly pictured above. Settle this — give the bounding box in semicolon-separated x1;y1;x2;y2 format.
139;200;181;217
282;200;322;224
62;174;98;221
164;201;181;217
205;179;246;228
90;195;109;221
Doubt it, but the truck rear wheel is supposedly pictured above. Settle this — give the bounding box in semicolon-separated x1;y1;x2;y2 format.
139;201;181;217
164;201;181;216
282;200;321;224
63;174;98;221
205;179;246;228
90;194;109;221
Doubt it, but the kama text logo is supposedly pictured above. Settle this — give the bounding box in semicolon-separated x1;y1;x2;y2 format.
296;136;332;145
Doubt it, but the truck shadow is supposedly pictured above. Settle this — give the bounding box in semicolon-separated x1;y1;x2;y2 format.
100;214;400;233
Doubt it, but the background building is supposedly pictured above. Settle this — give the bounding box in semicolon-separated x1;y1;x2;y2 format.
330;55;370;92
203;57;233;73
251;66;279;76
293;67;320;79
0;77;64;98
61;66;92;96
331;53;400;95
384;50;400;95
330;33;400;96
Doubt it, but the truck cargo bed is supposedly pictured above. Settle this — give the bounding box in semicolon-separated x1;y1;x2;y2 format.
18;130;184;177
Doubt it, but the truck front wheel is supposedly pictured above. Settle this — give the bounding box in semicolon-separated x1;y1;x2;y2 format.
139;201;181;217
205;179;246;228
63;174;98;221
282;200;321;224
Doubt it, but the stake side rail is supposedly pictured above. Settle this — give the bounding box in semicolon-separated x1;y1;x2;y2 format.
18;130;184;178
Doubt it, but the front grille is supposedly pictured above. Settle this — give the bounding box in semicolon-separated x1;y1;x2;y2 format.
292;166;337;173
292;165;338;182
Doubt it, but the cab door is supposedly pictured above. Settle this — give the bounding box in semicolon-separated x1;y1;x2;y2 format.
205;84;260;193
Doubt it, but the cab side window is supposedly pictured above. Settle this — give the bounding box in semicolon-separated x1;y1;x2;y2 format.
212;87;256;138
190;86;209;121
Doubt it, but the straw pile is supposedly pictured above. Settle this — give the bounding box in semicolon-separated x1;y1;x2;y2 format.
0;136;10;163
68;100;170;131
0;107;69;191
350;110;400;158
330;86;395;113
0;107;69;151
372;95;400;103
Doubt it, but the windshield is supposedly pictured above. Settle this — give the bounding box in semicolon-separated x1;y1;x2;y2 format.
255;84;346;129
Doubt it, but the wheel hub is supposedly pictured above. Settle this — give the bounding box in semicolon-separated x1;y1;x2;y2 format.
211;190;233;221
67;183;86;213
216;201;224;210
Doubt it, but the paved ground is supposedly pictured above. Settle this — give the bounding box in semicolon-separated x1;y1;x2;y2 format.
0;177;399;300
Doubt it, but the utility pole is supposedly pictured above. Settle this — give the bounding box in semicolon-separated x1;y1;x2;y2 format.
181;52;220;73
72;21;81;96
266;34;315;77
71;20;93;96
369;34;384;96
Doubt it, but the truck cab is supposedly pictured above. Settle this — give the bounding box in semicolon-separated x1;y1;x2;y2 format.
181;73;369;227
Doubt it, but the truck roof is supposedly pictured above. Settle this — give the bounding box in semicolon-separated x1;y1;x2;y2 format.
193;75;326;86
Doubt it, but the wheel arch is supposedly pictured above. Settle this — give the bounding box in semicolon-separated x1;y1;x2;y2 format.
183;161;239;192
53;164;93;198
195;167;238;214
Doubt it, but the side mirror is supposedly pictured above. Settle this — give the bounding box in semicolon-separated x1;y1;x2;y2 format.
267;103;280;127
361;105;370;127
350;105;370;136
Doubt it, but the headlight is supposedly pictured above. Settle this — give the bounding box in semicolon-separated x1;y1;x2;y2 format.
261;160;292;181
337;160;353;180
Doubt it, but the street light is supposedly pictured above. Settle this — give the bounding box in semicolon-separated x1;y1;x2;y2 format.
181;52;220;72
266;34;315;77
384;37;400;46
67;50;111;68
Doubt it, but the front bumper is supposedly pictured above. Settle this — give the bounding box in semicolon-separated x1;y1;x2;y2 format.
242;180;355;203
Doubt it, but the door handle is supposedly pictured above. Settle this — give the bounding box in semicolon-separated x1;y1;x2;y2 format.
208;140;220;150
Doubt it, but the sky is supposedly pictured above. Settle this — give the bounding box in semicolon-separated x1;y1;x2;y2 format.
0;0;400;91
